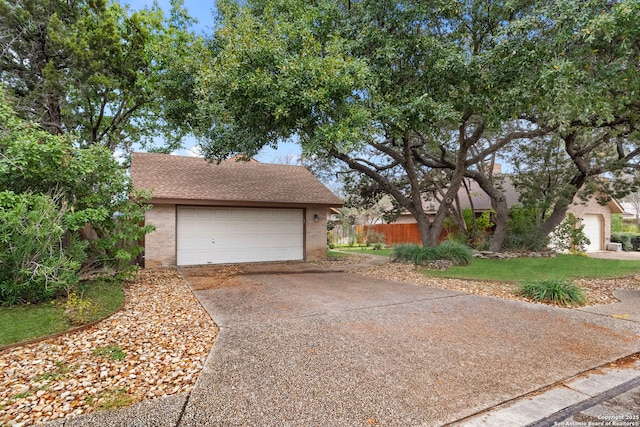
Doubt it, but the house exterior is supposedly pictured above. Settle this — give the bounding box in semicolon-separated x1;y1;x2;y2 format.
131;152;343;267
378;177;623;251
450;178;623;252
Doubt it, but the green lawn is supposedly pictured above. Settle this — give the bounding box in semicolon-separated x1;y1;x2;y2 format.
327;250;352;258
0;280;124;347
333;247;394;257
427;254;640;282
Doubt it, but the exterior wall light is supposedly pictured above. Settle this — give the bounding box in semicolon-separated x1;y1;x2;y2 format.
313;214;319;222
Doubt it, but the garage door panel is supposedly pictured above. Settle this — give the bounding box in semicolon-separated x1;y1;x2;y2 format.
177;207;304;265
582;214;602;252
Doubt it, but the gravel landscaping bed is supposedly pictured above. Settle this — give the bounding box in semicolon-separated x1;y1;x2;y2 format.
346;259;640;307
2;255;638;426
0;269;218;427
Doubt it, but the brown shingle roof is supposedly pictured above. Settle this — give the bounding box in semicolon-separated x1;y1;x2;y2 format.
130;152;342;206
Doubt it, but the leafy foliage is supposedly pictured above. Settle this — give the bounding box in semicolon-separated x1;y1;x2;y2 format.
518;280;586;307
551;213;590;253
436;241;473;266
505;206;550;251
0;192;85;305
611;214;638;233
182;0;640;251
0;92;152;305
0;0;200;152
611;232;640;251
63;291;98;326
392;241;472;266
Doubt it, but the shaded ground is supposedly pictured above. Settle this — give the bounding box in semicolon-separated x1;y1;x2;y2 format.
179;266;640;426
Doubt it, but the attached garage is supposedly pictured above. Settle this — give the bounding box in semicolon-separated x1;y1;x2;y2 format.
130;152;343;267
566;196;623;253
176;207;303;265
582;214;603;252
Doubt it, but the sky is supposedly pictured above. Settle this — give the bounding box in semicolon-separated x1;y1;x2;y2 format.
121;0;301;163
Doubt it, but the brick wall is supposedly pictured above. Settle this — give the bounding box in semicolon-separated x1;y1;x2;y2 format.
144;204;176;267
305;209;328;261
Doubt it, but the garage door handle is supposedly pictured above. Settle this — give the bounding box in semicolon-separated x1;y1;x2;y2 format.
211;238;215;244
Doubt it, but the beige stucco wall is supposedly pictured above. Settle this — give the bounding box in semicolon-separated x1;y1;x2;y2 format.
144;204;176;268
566;197;611;251
143;204;331;267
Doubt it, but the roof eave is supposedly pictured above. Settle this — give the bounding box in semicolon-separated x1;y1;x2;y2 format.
148;197;343;209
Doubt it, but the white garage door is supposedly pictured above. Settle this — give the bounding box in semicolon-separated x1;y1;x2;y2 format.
177;207;304;265
582;214;602;252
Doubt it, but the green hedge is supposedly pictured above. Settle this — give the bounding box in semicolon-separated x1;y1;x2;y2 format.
611;232;640;251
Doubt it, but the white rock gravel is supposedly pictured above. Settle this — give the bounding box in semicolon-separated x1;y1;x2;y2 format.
0;269;218;427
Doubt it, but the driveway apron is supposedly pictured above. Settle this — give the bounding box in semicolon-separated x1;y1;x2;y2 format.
180;270;640;427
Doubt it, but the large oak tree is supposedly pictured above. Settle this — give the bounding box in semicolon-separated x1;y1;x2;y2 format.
183;0;640;249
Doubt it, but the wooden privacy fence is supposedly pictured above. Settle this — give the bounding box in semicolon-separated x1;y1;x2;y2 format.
362;223;449;245
362;223;421;245
329;223;449;246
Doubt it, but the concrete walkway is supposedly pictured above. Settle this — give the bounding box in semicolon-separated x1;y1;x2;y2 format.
50;265;640;427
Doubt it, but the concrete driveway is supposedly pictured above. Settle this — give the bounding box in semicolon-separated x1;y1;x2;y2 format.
179;266;640;426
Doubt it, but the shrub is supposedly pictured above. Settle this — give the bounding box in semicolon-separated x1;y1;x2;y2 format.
0;192;86;305
611;232;640;251
518;279;586;306
505;206;549;251
63;292;98;326
551;213;590;253
392;241;473;266
0;95;153;301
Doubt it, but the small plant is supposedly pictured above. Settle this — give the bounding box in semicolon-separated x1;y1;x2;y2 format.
372;242;383;250
551;213;590;253
12;390;34;400
93;346;127;361
518;279;586;307
63;291;98;326
34;361;74;382
92;387;136;410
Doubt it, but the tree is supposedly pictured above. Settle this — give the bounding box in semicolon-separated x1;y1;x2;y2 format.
184;0;640;249
0;91;152;304
509;0;640;237
184;0;557;249
0;0;200;152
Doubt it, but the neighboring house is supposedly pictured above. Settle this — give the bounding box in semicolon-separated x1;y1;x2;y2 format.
621;202;640;226
385;177;623;252
131;152;343;267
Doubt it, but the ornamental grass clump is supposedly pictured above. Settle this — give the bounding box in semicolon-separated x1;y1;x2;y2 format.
392;241;473;266
518;279;586;307
436;241;473;266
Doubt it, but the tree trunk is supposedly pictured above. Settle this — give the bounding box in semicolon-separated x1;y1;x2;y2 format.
414;211;437;246
541;197;572;236
465;171;509;251
489;197;509;251
541;175;586;236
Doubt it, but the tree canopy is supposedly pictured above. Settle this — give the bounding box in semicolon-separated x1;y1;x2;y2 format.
0;0;201;152
169;0;640;249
